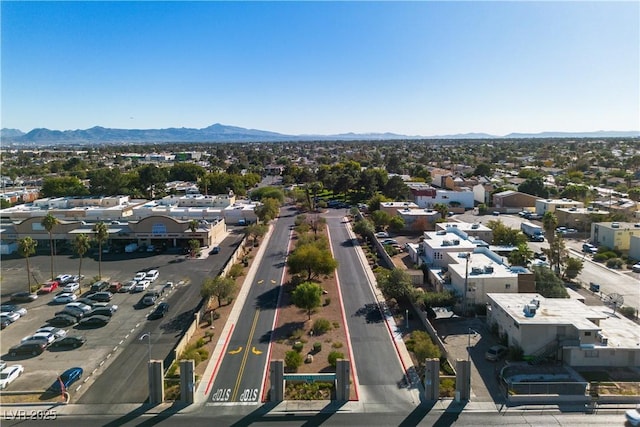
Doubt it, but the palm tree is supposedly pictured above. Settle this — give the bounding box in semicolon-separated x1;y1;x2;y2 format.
188;219;199;233
18;237;37;293
73;233;91;280
41;213;60;280
93;221;109;279
542;211;558;243
434;203;449;221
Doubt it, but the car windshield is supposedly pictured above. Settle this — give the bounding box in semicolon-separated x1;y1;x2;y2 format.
0;373;9;379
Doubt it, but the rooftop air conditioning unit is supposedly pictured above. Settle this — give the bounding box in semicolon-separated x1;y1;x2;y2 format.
442;240;450;246
600;335;608;346
471;267;483;275
523;304;537;317
436;230;447;235
452;239;460;245
471;224;479;229
484;266;494;273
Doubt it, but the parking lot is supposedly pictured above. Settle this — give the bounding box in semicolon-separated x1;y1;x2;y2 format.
0;230;242;398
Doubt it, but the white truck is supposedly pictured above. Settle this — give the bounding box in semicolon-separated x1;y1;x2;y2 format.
124;243;139;253
521;222;545;242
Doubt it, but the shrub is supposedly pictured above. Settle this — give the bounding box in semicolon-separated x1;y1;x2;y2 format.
605;257;623;269
290;329;305;340
323;297;331;307
328;351;344;367
593;253;608;262
439;378;456;397
293;342;304;353
228;264;244;278
166;361;179;378
196;338;206;348
285;350;303;371
331;342;343;349
312;318;332;335
313;342;322;353
332;321;340;329
620;306;637;320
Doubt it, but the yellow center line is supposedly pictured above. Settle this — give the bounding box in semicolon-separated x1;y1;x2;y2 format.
231;308;260;401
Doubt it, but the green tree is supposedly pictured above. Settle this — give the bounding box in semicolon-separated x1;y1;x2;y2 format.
18;237;37;293
563;257;584;280
518;176;548;198
188;239;201;258
352;218;375;240
533;266;569;298
250;186;285;203
169;163;206;182
285;350;303;371
433;203;449;221
188;219;199;233
542;211;559;243
508;243;534;267
486;220;527;246
376;268;415;301
367;194;390;212
72;233;91;279
370;210;391;231
287;243;338;281
245;223;268;246
41;213;60;280
137;164;169;199
254;198;281;223
93;221;109;279
291;281;323;320
421;291;456;309
41;176;89;197
201;276;237;307
473;163;492;177
383;175;410;200
388;216;405;233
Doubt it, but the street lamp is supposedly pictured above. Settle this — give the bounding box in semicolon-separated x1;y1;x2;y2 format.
467;328;479;362
140;332;151;362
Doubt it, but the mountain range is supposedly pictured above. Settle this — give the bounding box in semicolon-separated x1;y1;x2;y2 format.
1;124;638;145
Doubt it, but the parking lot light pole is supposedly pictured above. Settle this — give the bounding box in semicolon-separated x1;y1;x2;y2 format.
140;332;151;362
467;328;479;363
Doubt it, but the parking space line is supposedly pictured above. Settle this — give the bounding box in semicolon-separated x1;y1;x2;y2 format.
119;340;124;345
99;361;105;367
113;346;118;352
92;369;98;375
130;328;135;334
125;334;129;339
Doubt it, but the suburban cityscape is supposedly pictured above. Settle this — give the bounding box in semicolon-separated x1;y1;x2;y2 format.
0;136;639;426
2;0;638;425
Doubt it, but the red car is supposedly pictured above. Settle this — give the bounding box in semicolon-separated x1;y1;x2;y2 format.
38;281;59;294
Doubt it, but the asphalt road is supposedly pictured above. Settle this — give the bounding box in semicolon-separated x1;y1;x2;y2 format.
63;231;244;404
325;212;416;405
207;210;296;404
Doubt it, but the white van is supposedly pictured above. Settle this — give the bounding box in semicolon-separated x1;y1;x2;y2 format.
145;270;159;282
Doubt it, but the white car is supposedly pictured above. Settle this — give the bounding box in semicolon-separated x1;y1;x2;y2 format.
133;272;147;282
53;293;78;304
21;332;56;345
35;326;67;339
0;312;20;323
55;274;73;284
134;280;150;292
62;282;80;293
375;231;389;238
632;262;640;273
0;305;27;317
0;365;24;390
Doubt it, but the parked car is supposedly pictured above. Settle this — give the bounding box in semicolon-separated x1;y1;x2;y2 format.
108;282;122;293
38;281;59;294
50;336;86;349
55;308;84;320
10;292;38;303
209;246;221;255
36;327;67;339
88;307;117;317
90;302;118;312
485;345;508;361
8;342;46;357
133;272;147;282
78;315;110;328
22;332;56;345
148;302;169;320
375;231;389;238
382;239;398;245
54;274;73;284
0;312;20;323
47;314;78;327
0;364;24;389
626;404;640;427
62;282;80;293
90;280;109;293
65;302;92;313
87;292;113;302
53;293;78;304
145;269;159;282
133;280;151;292
120;280;137;293
1;319;11;330
633;262;640;273
0;304;27;317
50;367;83;393
75;298;98;307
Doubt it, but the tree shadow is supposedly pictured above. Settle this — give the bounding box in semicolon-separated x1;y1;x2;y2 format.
254;287;280;310
354;302;383;323
159;308;196;335
258;320;307;344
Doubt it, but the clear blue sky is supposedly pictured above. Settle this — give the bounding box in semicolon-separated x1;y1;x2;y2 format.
2;1;638;136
